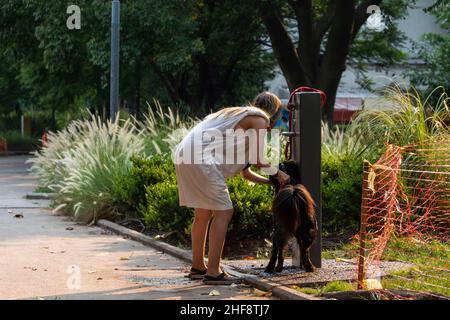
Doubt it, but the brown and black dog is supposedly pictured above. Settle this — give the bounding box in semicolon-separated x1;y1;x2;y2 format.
265;161;317;273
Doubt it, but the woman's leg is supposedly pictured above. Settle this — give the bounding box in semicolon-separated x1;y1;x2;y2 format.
206;209;234;276
191;208;213;271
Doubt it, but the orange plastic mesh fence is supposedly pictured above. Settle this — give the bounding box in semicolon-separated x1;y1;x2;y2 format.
356;141;449;297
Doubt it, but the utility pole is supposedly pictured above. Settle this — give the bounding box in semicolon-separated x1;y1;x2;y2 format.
110;0;120;121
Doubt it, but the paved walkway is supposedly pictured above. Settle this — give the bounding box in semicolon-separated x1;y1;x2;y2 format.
0;156;274;300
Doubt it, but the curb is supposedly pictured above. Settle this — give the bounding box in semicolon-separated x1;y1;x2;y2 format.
97;219;322;300
25;193;56;200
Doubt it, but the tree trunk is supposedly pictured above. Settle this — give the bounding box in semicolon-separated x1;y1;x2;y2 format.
315;0;355;126
15;102;22;123
135;59;142;118
51;106;56;131
260;0;362;126
259;2;309;90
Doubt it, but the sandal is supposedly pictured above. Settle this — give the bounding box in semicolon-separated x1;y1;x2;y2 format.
203;272;241;285
185;267;207;280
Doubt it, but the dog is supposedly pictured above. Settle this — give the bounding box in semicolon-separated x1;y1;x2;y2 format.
265;160;317;273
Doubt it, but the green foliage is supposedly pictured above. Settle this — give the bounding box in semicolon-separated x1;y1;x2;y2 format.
349;0;410;89
351;86;450;147
408;1;450;94
114;154;177;216
144;180;194;237
226;176;273;240
0;131;36;151
28;114;144;223
325;236;450;297
320;86;449;235
34;185;52;193
321;119;381;235
137;101;198;155
116;155;274;240
0;0;274;121
114;153;195;237
295;280;356;296
410;34;450;94
257;0;414;122
321;153;364;234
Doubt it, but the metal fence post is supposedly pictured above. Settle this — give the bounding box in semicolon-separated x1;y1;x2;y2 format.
293;92;322;268
357;160;370;289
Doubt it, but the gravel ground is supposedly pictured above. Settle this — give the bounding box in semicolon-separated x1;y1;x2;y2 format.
225;258;413;287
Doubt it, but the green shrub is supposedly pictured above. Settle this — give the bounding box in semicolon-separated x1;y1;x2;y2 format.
116;155;272;239
0;131;36;151
114;154;194;236
144;180;194;237
322;153;363;234
321;120;380;235
0;113;20;132
227;176;273;240
116;155;274;240
118;151;368;240
114;154;176;215
140;173;274;240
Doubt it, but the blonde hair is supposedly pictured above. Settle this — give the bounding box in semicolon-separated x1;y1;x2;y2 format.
252;91;282;123
206;92;282;122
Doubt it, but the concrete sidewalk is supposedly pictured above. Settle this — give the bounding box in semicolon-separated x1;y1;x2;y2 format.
0;156;274;300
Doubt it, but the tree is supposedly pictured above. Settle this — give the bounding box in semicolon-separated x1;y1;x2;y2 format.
0;0;275;123
409;0;449;95
135;0;275;114
257;0;412;124
0;0;107;129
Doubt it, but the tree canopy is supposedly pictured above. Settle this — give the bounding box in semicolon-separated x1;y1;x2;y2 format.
257;0;413;123
409;0;449;95
0;0;445;128
0;0;274;126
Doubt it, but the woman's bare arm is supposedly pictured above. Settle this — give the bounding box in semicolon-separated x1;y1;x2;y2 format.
241;167;291;186
237;115;271;167
240;167;271;185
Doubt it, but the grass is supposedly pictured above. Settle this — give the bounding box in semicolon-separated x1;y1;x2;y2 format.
28;114;145;223
310;237;450;298
351;86;449;147
136;100;197;155
294;281;356;296
381;237;450;297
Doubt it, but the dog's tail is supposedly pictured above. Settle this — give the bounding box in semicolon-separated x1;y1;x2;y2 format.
272;184;317;236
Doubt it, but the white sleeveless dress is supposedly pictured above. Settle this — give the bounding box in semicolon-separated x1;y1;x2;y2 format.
174;107;269;210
